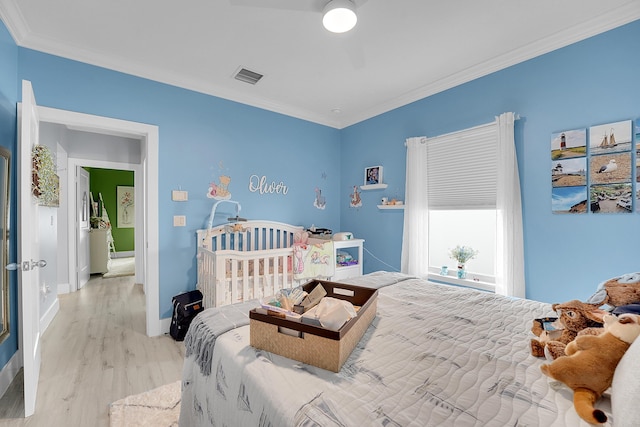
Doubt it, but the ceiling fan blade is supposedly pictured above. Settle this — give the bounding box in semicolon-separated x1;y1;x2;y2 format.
229;0;325;12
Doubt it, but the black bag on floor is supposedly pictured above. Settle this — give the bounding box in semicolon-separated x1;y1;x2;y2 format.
170;290;204;341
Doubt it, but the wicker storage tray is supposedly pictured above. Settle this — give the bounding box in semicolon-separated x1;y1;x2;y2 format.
249;280;378;372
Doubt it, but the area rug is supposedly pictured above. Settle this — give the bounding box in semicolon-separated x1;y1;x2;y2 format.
103;257;135;278
109;380;181;427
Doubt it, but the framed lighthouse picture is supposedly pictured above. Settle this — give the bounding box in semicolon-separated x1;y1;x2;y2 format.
551;128;587;214
551;128;586;160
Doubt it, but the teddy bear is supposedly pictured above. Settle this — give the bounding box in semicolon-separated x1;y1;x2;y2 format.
586;272;640;309
530;300;606;360
540;313;640;425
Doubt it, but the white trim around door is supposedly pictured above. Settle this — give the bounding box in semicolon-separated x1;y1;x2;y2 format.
38;106;161;337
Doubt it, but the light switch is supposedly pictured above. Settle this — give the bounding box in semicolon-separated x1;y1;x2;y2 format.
172;190;188;201
173;215;186;227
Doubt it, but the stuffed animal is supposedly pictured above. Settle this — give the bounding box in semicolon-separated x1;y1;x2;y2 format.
540;313;640;425
530;300;606;360
225;222;247;233
587;272;640;308
294;230;309;245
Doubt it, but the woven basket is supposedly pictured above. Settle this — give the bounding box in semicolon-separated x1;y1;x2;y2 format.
250;281;378;372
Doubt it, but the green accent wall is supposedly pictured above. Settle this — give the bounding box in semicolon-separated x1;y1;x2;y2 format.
87;168;135;252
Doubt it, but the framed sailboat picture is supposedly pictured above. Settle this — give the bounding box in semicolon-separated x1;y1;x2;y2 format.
589;120;632;156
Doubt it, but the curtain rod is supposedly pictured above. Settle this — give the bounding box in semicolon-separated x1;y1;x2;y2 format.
404;112;520;146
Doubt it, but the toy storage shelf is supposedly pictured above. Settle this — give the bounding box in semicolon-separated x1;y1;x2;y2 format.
360;184;387;190
332;239;364;281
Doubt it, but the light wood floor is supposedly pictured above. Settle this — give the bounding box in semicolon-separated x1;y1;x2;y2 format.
0;274;185;426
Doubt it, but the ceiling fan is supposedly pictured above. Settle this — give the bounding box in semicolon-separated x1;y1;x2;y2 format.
229;0;369;32
229;0;369;67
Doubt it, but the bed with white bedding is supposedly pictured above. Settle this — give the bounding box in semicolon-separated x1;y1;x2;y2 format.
180;271;616;426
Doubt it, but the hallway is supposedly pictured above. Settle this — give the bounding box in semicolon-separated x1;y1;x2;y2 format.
0;275;184;426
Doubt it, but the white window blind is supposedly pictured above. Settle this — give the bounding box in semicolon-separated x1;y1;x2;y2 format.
426;121;498;209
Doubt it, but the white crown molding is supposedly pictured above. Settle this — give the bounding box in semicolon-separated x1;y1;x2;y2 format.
0;0;30;43
2;2;639;130
338;3;640;128
0;2;341;128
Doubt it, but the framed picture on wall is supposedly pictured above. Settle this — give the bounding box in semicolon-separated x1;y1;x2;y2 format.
364;166;383;185
552;186;588;214
117;186;135;228
550;128;586;160
589;120;632;155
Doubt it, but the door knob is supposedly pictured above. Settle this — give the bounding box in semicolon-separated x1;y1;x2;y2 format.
31;259;47;269
5;260;47;271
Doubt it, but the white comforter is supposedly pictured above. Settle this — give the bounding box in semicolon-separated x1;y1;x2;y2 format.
180;272;612;426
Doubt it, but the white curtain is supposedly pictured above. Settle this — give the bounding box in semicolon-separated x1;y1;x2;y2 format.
400;136;429;277
495;112;526;298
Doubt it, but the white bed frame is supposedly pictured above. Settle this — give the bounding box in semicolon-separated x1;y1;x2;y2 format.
196;220;305;308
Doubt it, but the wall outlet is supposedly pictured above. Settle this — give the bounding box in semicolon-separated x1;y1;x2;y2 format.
173;215;186;227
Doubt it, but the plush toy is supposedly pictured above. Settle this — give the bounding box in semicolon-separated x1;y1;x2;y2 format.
587;272;640;308
530;300;606;360
540;313;640;425
294;230;309;245
225;223;247;233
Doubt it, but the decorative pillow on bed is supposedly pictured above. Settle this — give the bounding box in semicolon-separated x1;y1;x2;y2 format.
611;337;640;426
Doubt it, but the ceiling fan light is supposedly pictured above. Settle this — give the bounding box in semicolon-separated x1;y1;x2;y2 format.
323;0;357;33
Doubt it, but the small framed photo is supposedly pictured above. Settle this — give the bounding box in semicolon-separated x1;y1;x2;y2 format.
364;166;383;185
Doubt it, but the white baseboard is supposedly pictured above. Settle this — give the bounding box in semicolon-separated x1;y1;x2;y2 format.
0;351;22;399
58;282;70;294
160;317;171;335
41;298;60;334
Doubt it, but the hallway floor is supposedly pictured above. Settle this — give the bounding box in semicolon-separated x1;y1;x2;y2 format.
0;274;184;426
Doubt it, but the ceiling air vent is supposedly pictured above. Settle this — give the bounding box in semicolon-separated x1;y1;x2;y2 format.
234;68;263;85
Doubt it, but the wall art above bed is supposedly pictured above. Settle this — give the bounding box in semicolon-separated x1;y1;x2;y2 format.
551;120;635;214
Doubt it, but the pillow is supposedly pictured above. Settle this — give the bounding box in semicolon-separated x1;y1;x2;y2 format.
611;337;640;426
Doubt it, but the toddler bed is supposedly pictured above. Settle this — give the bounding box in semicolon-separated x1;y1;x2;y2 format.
180;271;638;426
196;220;304;308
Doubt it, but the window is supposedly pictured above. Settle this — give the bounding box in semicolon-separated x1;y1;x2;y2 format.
428;210;496;285
402;112;524;297
426;122;498;289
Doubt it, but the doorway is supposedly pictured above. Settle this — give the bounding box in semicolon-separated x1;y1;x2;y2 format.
38;106;161;337
74;164;136;285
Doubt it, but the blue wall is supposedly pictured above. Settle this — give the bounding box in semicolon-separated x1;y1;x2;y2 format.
0;20;18;370
341;20;640;304
15;49;342;319
1;17;640;373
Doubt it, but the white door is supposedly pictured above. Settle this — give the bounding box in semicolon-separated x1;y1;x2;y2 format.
17;80;44;417
76;167;90;289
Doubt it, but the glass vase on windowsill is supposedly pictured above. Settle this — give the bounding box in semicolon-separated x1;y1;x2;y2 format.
449;245;478;281
457;264;466;279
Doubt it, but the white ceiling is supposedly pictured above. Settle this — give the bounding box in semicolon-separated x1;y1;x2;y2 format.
2;0;639;129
